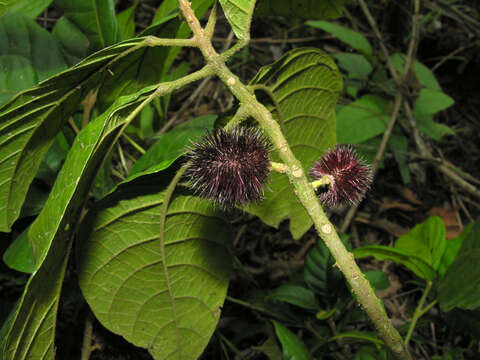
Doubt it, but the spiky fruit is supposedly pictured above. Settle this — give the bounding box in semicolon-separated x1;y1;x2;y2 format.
310;145;372;207
185;127;271;208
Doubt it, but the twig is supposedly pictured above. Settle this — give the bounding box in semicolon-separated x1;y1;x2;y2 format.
357;0;400;83
404;282;437;348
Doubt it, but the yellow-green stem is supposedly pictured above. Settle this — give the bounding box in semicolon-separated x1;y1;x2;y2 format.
404;282;437;348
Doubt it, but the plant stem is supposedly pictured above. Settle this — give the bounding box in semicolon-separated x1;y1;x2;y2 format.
404;282;437;348
177;1;411;359
80;310;94;360
122;133;146;154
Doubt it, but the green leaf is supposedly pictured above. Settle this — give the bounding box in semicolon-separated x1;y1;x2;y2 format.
437;225;469;278
130;114;217;176
413;88;455;116
2;227;34;273
0;14;67;105
97;0;212;110
332;53;372;79
1;85;157;360
3;0;52;18
395;216;446;271
54;0;120;52
30;85;158;266
247;48;342;239
336;95;389;144
307;21;372;56
1;236;71;360
0;0;21;17
364;270;390;291
267;285;318;310
255;0;346;19
304;237;347;307
0;36;152;232
353;245;436;281
391;53;441;91
439;219;480;312
77;186;233;360
272;321;313;360
117;1;139;41
415;114;455;141
52;16;89;66
219;0;254;39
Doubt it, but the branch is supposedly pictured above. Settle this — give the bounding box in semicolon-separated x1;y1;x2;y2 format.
177;1;412;359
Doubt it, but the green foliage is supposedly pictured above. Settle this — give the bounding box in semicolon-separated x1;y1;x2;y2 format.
0;36;149;232
0;13;67;105
1;84;156;360
219;0;254;39
439;219;480;312
308;21;456;184
304;235;347;307
256;0;346;19
54;0;120;52
52;16;89;66
247;47;342;239
2;227;34;273
307;21;372;56
354;216;449;280
336;95;389;144
267;284;318;310
2;0;52;18
0;1;476;359
77;188;233;360
272;320;313;360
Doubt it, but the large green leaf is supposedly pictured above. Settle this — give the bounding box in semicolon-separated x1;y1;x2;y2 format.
439;219;480;312
54;0;119;52
413;88;454;116
353;245;436;281
336;95;389;144
247;48;342;239
3;0;53;18
0;14;67;105
0;36;152;232
52;16;89;66
98;0;213;111
1;85;157;360
395;216;447;271
255;0;346;19
219;0;255;39
77;185;233;360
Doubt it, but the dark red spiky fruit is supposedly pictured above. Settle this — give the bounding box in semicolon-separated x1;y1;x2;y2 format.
310;145;373;207
185;127;271;208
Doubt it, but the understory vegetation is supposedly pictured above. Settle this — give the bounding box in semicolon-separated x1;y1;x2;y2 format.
0;0;479;359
